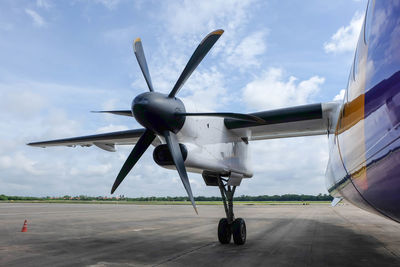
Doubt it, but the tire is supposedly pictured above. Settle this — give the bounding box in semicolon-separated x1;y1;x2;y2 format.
218;218;231;244
232;218;246;245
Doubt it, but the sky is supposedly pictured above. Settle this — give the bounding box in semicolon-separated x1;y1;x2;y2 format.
0;0;368;197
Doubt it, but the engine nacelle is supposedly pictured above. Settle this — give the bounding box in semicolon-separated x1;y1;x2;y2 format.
153;144;188;166
153;142;252;178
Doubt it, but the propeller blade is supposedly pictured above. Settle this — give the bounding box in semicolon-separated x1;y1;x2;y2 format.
168;29;224;98
133;38;155;92
175;112;266;124
91;110;133;117
111;129;156;194
163;131;198;214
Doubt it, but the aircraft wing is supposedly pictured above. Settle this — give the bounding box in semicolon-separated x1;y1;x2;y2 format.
224;102;341;141
27;128;147;151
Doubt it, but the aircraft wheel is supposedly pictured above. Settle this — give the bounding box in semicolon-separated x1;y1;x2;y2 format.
232;218;246;245
218;218;231;244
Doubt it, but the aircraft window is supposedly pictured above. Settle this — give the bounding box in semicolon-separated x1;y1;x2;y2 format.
364;0;375;44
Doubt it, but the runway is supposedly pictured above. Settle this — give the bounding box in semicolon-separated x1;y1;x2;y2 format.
1;203;399;267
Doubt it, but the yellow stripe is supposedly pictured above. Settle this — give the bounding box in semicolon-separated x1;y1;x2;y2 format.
213;29;224;35
134;37;141;44
337;38;368;190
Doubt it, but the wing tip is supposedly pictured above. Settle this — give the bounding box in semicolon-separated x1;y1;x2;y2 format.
27;142;40;147
26;142;46;148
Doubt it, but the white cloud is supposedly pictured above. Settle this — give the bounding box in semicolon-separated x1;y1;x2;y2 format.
94;0;120;10
70;163;113;176
36;0;51;9
0;152;45;176
159;0;269;73
242;68;325;110
161;0;254;37
324;12;364;53
0;89;46;118
243;136;329;195
180;68;229;112
25;9;46;27
333;89;346;101
123;0;265;103
41;110;81;139
225;31;267;70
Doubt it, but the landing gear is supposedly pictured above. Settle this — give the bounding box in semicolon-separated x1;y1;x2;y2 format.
217;176;246;245
218;218;231;244
232;218;246;245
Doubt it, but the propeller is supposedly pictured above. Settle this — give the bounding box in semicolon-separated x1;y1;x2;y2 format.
133;38;154;92
110;29;264;214
111;129;155;194
91;110;132;117
164;131;197;214
168;29;224;98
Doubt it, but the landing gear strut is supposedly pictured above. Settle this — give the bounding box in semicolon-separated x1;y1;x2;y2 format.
217;176;246;245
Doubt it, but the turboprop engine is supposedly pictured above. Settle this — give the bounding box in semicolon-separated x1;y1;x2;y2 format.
153;144;188;166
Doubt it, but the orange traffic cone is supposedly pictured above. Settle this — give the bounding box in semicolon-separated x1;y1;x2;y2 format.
21;220;28;232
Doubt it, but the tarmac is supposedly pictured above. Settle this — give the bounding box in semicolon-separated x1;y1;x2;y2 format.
0;203;400;267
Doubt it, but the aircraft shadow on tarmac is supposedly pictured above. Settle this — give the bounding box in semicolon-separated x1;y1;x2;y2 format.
7;218;400;267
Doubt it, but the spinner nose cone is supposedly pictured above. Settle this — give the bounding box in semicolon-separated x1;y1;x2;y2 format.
132;92;152;124
132;93;148;112
133;94;150;105
131;92;186;134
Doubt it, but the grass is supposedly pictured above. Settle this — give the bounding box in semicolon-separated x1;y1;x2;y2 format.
1;200;331;205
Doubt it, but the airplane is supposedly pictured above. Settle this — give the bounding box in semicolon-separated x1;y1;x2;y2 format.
28;0;400;245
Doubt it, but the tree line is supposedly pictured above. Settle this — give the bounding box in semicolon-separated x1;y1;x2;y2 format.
0;193;333;201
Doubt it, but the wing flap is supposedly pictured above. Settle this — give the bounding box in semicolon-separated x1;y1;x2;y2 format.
225;102;341;141
28;128;146;148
